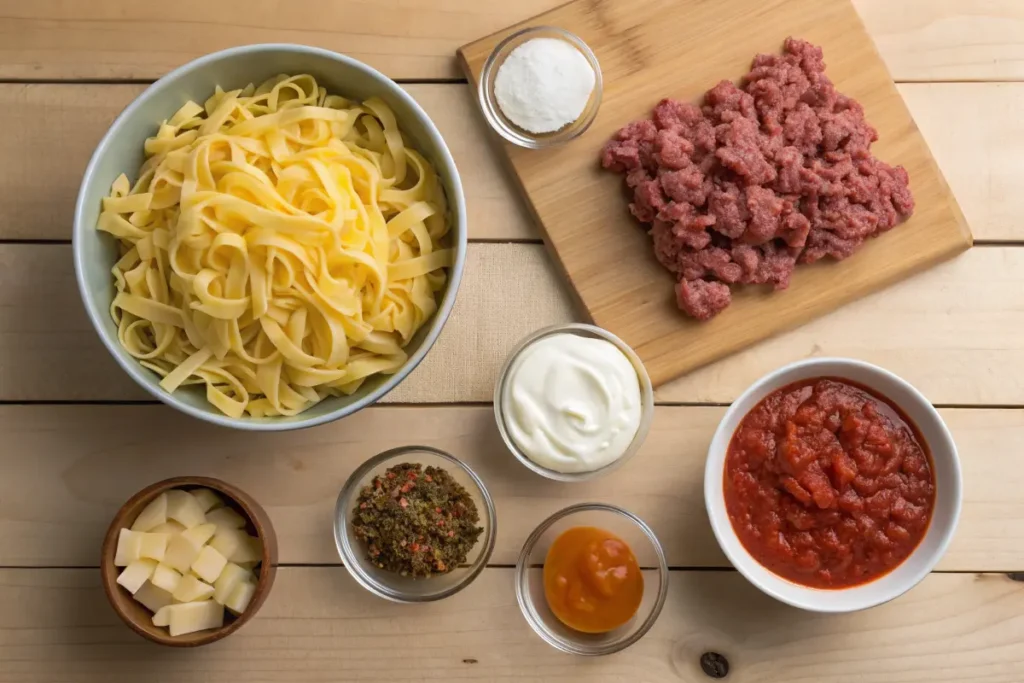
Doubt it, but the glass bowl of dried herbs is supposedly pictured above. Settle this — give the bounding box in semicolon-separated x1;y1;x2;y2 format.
334;445;497;602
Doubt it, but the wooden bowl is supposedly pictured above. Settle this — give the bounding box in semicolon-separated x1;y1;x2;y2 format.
100;476;278;647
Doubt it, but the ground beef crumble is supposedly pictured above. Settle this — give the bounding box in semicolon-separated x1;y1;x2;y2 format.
601;38;914;321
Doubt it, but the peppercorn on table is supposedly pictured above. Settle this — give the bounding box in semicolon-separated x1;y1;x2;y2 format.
1;1;1024;681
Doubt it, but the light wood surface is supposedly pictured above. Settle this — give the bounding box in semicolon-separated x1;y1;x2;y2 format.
2;568;1023;682
0;83;532;243
5;243;1023;405
1;0;1021;81
0;82;1018;243
2;1;1024;681
459;0;971;388
0;404;1020;571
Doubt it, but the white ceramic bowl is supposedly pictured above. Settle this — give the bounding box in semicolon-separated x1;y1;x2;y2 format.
72;44;467;431
704;358;962;613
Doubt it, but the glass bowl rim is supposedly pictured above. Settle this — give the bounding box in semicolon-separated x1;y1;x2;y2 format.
334;445;498;603
493;322;655;482
477;25;604;149
514;502;669;656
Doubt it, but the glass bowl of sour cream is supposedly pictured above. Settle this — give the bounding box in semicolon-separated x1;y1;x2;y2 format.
478;26;603;149
494;323;654;482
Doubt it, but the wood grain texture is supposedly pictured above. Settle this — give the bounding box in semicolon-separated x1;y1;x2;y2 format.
858;0;1024;81
459;0;972;388
0;0;1020;81
901;83;1024;244
3;244;1024;405
0;83;531;242
1;567;1023;682
0;404;1019;570
0;82;1018;242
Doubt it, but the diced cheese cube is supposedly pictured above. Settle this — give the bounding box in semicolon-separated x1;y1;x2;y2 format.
171;574;215;603
114;528;143;567
208;526;244;560
162;524;216;573
213;562;249;605
116;559;157;595
230;535;263;564
166;489;206;529
138;532;169;562
189;488;223;513
191;546;228;584
183;523;217;547
225;580;256;615
151;563;183;594
152;605;172;627
134;581;173;613
150;520;186;536
167;600;224;637
131;493;168;532
204;506;246;529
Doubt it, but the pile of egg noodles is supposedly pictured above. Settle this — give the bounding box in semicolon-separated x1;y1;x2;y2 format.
98;74;453;418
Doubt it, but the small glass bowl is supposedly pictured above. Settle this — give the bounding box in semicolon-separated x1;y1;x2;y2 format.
516;503;669;656
334;446;497;603
478;26;603;149
494;323;655;482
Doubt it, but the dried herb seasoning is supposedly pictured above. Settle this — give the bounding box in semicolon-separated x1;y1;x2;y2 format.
352;462;483;578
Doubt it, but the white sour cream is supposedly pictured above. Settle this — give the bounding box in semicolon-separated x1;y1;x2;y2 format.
502;333;643;474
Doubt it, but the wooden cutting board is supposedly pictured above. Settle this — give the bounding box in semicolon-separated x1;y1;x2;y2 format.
457;0;972;388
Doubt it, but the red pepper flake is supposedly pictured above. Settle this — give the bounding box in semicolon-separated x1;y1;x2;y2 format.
407;471;418;480
435;507;442;514
437;520;445;527
359;502;367;509
387;471;397;479
400;482;414;493
411;543;420;552
399;497;409;508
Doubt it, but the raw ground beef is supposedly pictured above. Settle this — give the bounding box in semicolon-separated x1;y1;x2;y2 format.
601;37;914;321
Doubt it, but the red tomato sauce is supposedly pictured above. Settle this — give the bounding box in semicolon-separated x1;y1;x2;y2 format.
724;378;935;588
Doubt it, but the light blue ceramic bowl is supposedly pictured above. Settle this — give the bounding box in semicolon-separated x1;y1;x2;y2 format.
73;44;467;431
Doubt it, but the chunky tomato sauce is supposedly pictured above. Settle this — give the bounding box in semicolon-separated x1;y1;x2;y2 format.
724;378;935;588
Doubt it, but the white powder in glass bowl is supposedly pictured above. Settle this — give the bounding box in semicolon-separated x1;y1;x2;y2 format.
493;37;597;135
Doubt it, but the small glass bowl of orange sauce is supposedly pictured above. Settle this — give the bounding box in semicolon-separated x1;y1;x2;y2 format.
515;503;668;655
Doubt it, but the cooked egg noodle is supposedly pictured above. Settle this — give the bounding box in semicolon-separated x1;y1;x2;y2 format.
99;75;453;417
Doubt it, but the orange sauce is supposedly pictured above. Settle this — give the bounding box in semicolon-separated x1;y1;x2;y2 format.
543;526;643;633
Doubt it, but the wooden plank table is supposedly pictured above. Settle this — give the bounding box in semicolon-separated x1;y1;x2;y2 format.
1;1;1022;681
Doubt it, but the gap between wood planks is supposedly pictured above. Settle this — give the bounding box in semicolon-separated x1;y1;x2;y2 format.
1;400;1022;410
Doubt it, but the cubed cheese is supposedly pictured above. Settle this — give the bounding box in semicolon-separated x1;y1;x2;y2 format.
167;600;224;637
151;563;183;594
204;506;246;529
134;581;173;613
230;535;263;564
208;526;245;560
152;605;173;627
166;489;206;529
131;493;168;532
171;574;214;603
116;559;157;595
189;488;223;513
213;562;249;605
191;546;228;584
138;532;169;562
163;523;216;573
150;520;186;536
114;528;143;567
225;580;257;615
